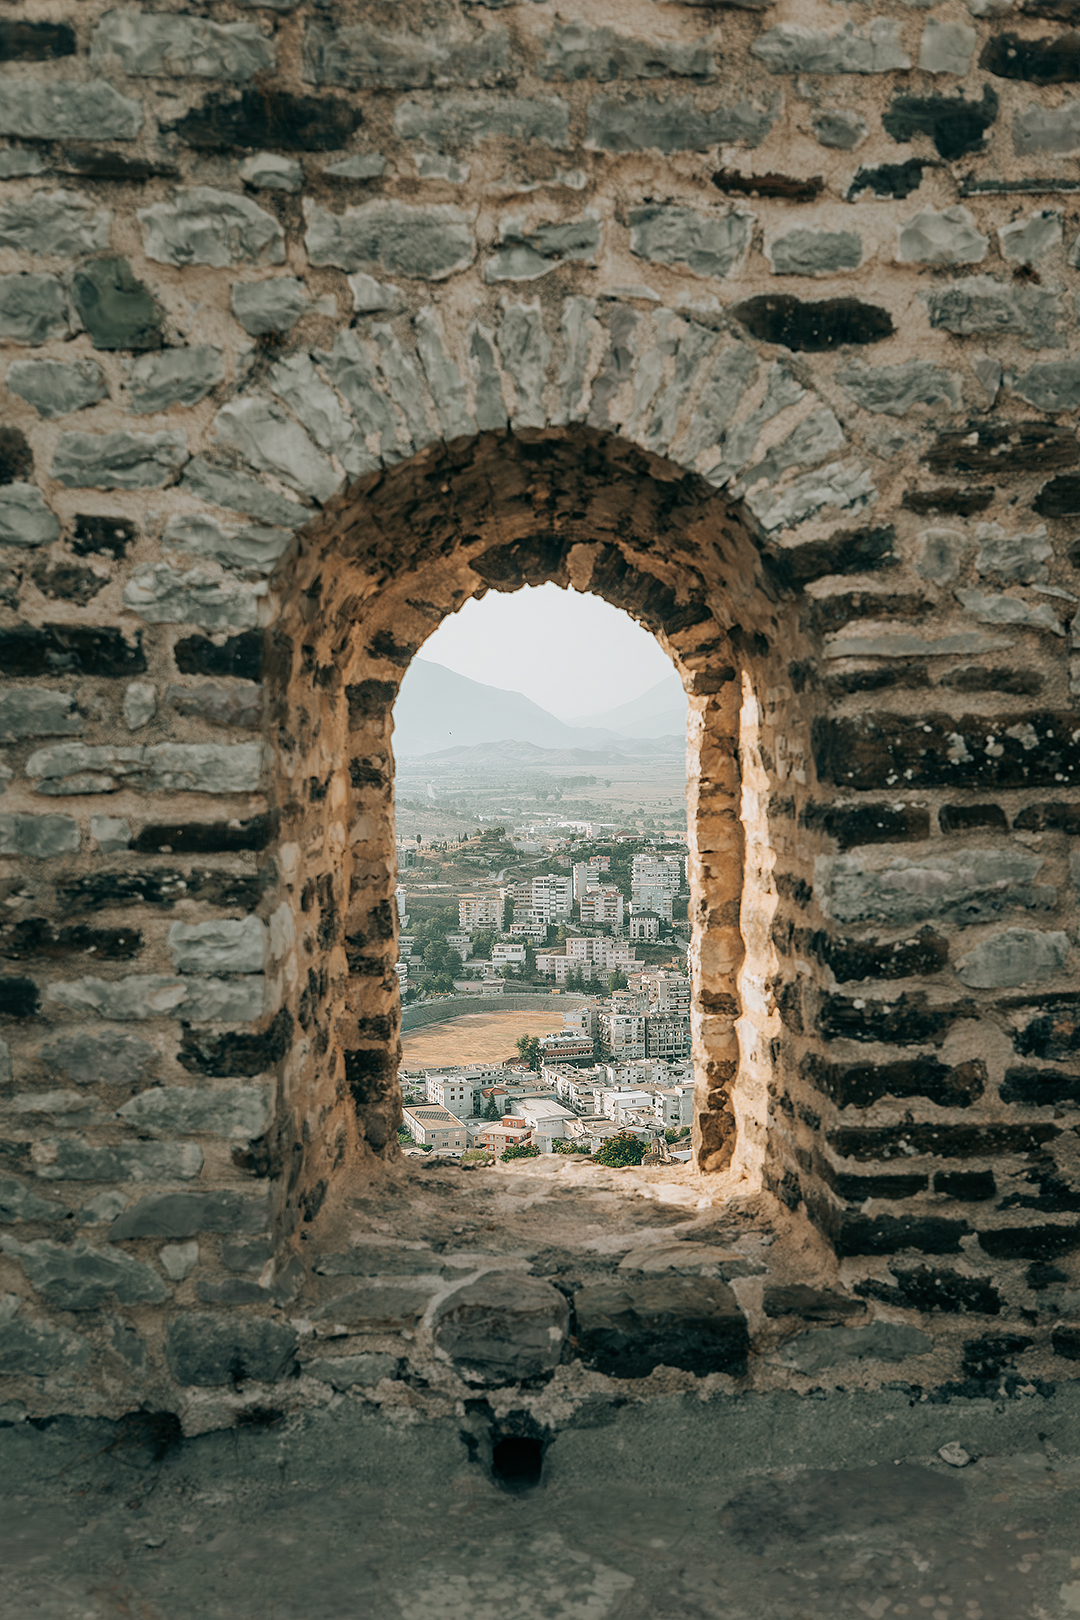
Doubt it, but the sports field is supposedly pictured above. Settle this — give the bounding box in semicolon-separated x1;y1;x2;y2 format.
400;1010;564;1068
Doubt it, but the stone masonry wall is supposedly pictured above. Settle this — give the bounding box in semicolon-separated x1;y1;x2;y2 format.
2;0;1080;1423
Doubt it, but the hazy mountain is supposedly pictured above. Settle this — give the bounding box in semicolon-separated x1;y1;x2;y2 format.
415;735;685;769
569;672;687;739
392;660;621;757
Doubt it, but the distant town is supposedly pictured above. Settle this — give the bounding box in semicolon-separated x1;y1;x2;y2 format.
394;820;695;1166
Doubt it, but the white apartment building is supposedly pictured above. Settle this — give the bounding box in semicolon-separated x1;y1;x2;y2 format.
424;1074;479;1116
401;1104;467;1150
446;932;472;961
579;885;624;926
599;1010;646;1060
572;857;610;899
459;893;503;930
531;873;573;923
646;1017;692;1059
601;1087;654;1123
510;919;547;941
492;941;527;965
394;961;408;985
630;855;683;923
653;1085;694;1128
640;971;692;1014
539;1030;595;1062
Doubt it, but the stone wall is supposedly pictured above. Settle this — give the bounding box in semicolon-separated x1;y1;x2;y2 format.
3;0;1080;1422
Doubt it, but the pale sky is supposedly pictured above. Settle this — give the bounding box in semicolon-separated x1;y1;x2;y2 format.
415;583;675;720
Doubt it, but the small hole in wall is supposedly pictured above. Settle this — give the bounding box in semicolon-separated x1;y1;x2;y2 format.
491;1435;545;1494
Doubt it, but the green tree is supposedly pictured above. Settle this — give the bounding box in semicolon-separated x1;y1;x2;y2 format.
501;1142;541;1161
472;930;496;960
515;1035;542;1072
664;1126;690;1143
503;894;515;931
608;970;628;992
552;1138;589;1155
594;1132;647;1168
483;1095;502;1121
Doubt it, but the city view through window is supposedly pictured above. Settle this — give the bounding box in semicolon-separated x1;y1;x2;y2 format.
391;585;699;1169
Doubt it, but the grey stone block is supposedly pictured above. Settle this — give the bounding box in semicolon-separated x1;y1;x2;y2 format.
304;198;475;280
0;1302;91;1374
118;1083;271;1139
31;1136;204;1182
498;302;549;429
47;972;265;1024
0;149;47;178
160;1240;198;1281
1014;99;1080;157
432;1272;569;1384
231;278;309;335
898;206;987;265
311;1284;435;1327
778;1322;932;1372
708;360;806;484
974;521;1051;583
39;1030;155;1087
752;22;910;74
163;512;293;575
836;360;961;417
394;95;569;150
825;629;1009;659
586;93;777;152
6;358;108;419
181;456;310;530
165;1312;297;1386
122;681;156;731
1;1235;169;1309
51;430;187;490
818;848;1053;926
90;815;130;852
126;347;224;415
26;741;263;795
0;189;110;257
269;353;368;475
918;18;976;74
348;272;400;314
744;461;876;532
196;1276;267;1304
629;204;753;278
323;154;386;178
212;397;340;503
0;689;82;742
1012;360;1080;412
0;1040;8;1085
138;188;285;268
956;588;1065;635
321;331;398;456
956;928;1069;988
415;308;472;439
0;273;69;345
539;21;716;81
736;408;845;495
168;916;268;975
0;1176;67;1223
303;21;510;89
0;813;79;858
678;343;759;465
78;1192;129;1226
92;12;275;80
303;1352;400;1388
122;562;264;630
239;152;302;191
0;483;60;547
767;228;862;276
70;257;161;351
925;276;1062;349
574;1276;748;1378
0;78;142;141
485;215;600;282
110;1190;269;1240
221;1238;272;1272
369;325;435;454
811;109;868;150
915;528;967;583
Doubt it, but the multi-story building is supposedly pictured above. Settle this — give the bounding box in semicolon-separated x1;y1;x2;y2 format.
653;1085;694;1129
446;932;472;961
401;1105;467;1151
639;971;692;1015
630;854;683;923
572;857;610;899
530;873;573;924
539;1030;595;1063
492;941;527;965
629;911;660;941
598;1008;647;1060
579;885;624;927
424;1074;479;1117
458;893;503;930
645;1016;692;1059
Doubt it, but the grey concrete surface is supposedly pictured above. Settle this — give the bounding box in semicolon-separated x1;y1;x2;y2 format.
5;1390;1080;1618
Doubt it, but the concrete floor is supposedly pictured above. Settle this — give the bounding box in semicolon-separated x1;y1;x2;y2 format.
5;1391;1080;1619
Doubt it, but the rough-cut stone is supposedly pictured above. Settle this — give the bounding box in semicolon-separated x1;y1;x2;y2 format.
538;21;716;81
238;151;302;192
394;96;570;150
778;1322;933;1372
485;216;600;282
70;258;162;351
303;21;510;89
90;815;130;852
6;359;108;419
51;430;187;490
1000;210;1061;263
121;681;155;732
231;278;309;335
0;1177;66;1223
31;1137;204;1182
836;360;961;416
122;562;264;631
0;1303;91;1374
0;149;48;178
92;12;275;79
26;741;263;794
181;457;309;529
47;973;265;1024
303;1352;400;1388
0;688;82;742
163;512;293;575
974;522;1051;583
303;199;475;280
817;848;1052;926
138;188;285;268
323;154;386;179
431;1273;568;1384
956;928;1069;987
812;110;868;149
415;308;472;439
919;19;976;74
745;461;876;531
915;528;966;583
118;1084;271;1139
0;79;143;141
127;347;223;415
752;23;910;74
168;916;267;974
629;205;753;278
0;483;60;548
212;397;340;503
574;1277;748;1378
0;189;110;257
160;1241;198;1281
767;228;862;276
586;94;777;152
1015;99;1080;156
955;588;1065;635
925;276;1062;349
898;207;987;265
0;273;69;345
0;813;80;858
110;1190;268;1240
165;1312;296;1385
269;354;368;476
39;1029;155;1086
1013;361;1080;413
0;1236;168;1309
